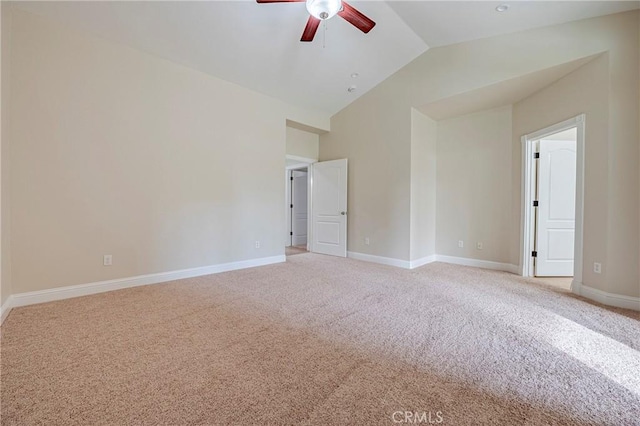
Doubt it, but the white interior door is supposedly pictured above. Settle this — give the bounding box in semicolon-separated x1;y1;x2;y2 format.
292;170;308;247
311;159;347;257
535;139;576;276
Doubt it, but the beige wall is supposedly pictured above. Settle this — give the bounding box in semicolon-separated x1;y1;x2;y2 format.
4;8;638;302
320;11;639;300
513;54;610;291
604;11;639;299
322;11;639;262
409;109;436;261
7;10;329;294
436;106;513;264
286;126;319;160
1;3;12;306
320;94;412;260
514;47;640;299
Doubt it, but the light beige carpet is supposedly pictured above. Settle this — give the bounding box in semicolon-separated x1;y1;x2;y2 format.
285;246;308;257
532;277;573;291
1;255;639;425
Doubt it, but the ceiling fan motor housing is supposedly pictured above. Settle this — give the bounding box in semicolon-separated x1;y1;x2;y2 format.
256;0;375;42
306;0;342;21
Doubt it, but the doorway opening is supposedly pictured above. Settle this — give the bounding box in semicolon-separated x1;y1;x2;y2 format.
521;115;585;292
285;155;314;257
284;156;348;258
286;167;309;256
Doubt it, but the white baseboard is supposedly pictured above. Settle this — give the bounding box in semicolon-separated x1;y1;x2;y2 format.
409;255;437;269
347;251;411;269
0;297;13;325
435;255;519;274
572;281;640;311
0;255;285;325
347;252;516;273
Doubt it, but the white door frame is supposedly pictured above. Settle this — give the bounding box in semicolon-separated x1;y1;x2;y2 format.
520;114;585;291
291;170;309;247
285;155;316;250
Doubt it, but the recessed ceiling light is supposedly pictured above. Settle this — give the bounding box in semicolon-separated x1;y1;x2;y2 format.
495;4;509;12
351;73;359;79
347;85;357;93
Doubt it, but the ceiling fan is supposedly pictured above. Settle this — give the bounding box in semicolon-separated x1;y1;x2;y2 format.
256;0;376;42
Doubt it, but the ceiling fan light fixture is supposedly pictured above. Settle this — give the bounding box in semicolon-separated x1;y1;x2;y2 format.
306;0;342;20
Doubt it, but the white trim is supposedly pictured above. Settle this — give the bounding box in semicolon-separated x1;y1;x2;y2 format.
347;251;411;269
0;297;13;325
307;165;312;252
436;255;519;274
347;252;516;273
0;255;285;323
285;155;317;165
290;169;309;247
409;255;437;269
573;117;586;288
286;166;311;248
285;169;292;247
572;281;640;311
285;162;312;170
521;135;537;277
308;163;314;252
520;114;585;285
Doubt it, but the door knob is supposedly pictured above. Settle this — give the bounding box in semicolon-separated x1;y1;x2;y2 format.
341;211;347;215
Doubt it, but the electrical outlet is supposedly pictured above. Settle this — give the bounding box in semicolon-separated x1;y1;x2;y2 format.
476;242;483;250
103;255;112;266
255;241;260;249
365;237;370;245
593;262;601;274
458;240;464;248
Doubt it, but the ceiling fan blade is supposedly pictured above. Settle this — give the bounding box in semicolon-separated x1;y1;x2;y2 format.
256;0;304;3
301;16;321;42
338;1;376;34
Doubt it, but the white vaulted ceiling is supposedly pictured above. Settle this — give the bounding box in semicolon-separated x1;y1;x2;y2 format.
11;1;640;116
388;1;639;47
